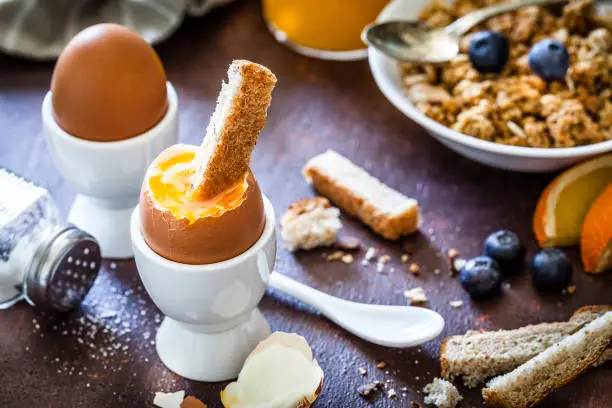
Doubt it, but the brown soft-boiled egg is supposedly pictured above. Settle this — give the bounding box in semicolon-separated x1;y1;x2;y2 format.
51;23;167;142
140;144;265;265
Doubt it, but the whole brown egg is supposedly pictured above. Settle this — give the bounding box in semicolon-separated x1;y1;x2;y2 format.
51;23;168;142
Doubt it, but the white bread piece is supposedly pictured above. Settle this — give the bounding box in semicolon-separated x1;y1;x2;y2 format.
302;150;419;240
440;305;611;387
482;311;612;408
280;197;342;251
191;60;277;200
423;378;462;408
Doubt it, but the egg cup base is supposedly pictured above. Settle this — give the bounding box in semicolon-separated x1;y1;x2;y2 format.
68;195;135;259
156;309;271;382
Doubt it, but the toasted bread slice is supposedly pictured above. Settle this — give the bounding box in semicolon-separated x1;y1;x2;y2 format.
482;312;612;408
191;60;277;200
440;305;611;387
302;150;419;240
571;305;612;366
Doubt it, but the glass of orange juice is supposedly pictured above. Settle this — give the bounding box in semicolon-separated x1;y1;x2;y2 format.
262;0;390;60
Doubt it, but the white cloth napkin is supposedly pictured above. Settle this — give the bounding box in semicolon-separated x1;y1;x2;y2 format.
0;0;236;60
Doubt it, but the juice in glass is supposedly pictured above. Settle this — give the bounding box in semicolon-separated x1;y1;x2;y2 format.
263;0;390;60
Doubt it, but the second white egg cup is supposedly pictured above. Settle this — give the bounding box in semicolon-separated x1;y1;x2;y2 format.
130;196;277;382
42;82;179;259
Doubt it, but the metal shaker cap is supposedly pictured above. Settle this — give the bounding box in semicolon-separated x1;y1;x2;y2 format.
24;226;101;311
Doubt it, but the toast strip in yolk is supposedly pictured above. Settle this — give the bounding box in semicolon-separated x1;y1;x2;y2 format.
148;150;248;224
190;60;277;200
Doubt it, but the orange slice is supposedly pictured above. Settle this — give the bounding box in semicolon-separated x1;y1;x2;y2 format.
580;184;612;274
533;153;612;247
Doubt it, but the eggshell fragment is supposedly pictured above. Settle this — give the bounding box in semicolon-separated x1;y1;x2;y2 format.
153;391;185;408
221;332;324;408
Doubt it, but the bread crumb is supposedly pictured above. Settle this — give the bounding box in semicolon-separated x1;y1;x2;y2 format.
447;249;464;276
335;236;361;251
358;381;384;397
566;284;577;294
401;254;410;263
379;255;391;264
447;248;459;258
341;254;354;265
376;361;387;369
327;251;345;261
362;247;377;265
452;258;466;273
410;263;421;275
449;300;464;309
423;378;462;408
404;287;428;304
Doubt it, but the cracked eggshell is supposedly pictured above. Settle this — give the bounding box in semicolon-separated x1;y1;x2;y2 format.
140;144;265;265
221;332;324;408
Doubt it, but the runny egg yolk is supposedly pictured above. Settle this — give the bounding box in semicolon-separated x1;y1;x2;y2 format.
147;151;248;224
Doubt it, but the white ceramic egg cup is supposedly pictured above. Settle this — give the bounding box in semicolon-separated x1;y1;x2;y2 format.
130;196;276;382
42;82;179;259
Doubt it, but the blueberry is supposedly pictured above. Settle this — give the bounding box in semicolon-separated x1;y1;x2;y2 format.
528;39;570;81
484;230;525;275
468;31;510;73
531;248;573;291
460;256;503;299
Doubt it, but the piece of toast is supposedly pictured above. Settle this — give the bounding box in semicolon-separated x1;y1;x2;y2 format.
280;197;342;251
190;60;277;200
440;305;611;387
481;311;612;408
302;150;419;240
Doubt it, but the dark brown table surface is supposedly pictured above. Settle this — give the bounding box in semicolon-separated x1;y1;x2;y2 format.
0;1;610;407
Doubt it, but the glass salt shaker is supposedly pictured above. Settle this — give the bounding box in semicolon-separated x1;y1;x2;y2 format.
0;168;101;311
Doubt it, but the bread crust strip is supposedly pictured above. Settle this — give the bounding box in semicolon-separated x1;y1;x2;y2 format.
191;60;277;200
482;311;612;408
303;150;419;240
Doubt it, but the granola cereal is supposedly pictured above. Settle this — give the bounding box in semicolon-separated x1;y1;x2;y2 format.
402;0;612;148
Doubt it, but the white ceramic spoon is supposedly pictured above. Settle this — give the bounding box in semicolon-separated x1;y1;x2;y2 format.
268;271;445;348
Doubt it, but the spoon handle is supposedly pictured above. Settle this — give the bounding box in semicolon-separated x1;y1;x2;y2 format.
268;271;340;314
446;0;568;36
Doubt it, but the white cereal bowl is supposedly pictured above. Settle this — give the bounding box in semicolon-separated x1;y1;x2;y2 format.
368;0;612;172
43;82;179;258
131;196;277;382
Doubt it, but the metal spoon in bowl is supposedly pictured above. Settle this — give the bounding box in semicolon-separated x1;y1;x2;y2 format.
362;0;568;63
